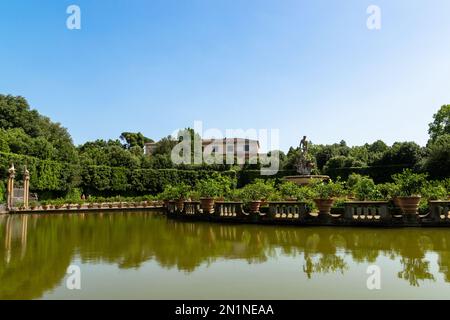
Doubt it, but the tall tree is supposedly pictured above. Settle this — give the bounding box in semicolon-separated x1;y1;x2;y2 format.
120;132;153;149
428;105;450;143
423;134;450;178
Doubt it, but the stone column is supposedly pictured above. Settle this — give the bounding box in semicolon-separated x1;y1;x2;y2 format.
23;166;30;209
7;163;15;210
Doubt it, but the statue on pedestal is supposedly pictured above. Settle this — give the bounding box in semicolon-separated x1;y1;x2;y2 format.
295;136;314;175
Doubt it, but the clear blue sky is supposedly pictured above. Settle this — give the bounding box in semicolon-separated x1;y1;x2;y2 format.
1;0;449;151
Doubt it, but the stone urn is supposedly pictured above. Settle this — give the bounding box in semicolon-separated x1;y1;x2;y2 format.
313;198;335;215
397;196;421;215
200;198;215;213
249;200;262;213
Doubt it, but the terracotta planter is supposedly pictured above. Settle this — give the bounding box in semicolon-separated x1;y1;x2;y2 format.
175;198;185;211
397;196;421;215
200;198;215;213
313;198;335;215
393;197;401;208
42;205;49;210
249;200;262;213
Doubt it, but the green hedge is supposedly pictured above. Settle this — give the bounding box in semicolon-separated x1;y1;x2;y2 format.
0;180;5;202
236;170;297;188
0;151;77;193
1;150;415;199
325;164;414;183
1;151;238;198
81;167;237;196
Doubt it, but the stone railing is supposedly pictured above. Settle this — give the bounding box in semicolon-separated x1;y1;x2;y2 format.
343;201;390;222
164;199;450;227
183;201;201;216
266;202;309;221
423;201;450;223
166;201;177;215
214;202;248;218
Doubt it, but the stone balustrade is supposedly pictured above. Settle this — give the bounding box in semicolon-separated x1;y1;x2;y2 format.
214;202;248;218
343;201;390;223
183;201;201;216
424;201;450;223
266;202;308;221
165;199;450;227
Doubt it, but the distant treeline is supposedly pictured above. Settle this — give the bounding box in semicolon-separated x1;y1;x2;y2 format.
0;94;449;199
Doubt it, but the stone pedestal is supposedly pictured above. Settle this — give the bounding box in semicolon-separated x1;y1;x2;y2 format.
23;166;30;209
7;164;15;210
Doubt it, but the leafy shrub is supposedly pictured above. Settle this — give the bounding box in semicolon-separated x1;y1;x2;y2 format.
377;182;400;199
420;181;448;200
310;179;345;199
65;188;82;202
278;181;300;200
346;173;363;189
171;183;191;199
239;179;277;203
196;177;232;199
392;169;427;196
350;175;382;201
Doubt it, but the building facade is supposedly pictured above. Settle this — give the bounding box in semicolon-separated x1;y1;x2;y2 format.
144;138;260;161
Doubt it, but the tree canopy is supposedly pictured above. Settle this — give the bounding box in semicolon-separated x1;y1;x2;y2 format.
0;94;449;200
428;105;450;143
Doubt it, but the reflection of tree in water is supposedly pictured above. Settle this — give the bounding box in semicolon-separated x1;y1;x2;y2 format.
302;231;348;278
397;257;435;287
393;230;436;287
303;253;348;279
438;252;450;282
1;213;450;299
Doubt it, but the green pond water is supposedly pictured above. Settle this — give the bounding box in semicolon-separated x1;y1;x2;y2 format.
1;212;450;299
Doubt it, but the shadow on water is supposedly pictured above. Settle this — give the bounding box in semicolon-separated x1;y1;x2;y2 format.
1;212;450;299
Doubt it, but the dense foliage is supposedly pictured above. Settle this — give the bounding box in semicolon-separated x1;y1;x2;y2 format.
0;95;449;200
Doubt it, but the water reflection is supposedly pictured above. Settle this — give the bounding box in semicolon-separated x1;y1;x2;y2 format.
1;212;450;299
